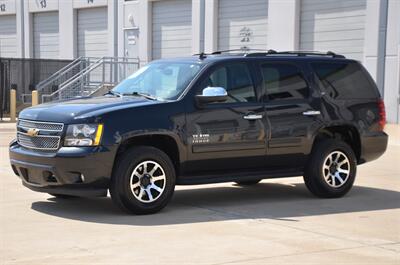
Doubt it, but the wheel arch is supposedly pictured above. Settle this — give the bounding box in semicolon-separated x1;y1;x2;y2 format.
113;132;185;175
311;124;361;163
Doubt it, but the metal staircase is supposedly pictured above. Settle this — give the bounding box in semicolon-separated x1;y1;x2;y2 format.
31;57;139;103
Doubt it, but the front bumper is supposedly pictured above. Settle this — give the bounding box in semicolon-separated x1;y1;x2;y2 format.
9;140;115;197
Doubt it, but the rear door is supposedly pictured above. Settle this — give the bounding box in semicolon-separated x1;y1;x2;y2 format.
184;61;268;174
259;61;322;168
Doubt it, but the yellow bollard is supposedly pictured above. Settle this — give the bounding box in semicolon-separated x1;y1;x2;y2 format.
32;90;39;106
10;88;16;122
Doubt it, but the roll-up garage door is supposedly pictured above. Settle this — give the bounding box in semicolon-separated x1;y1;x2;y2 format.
152;0;192;59
300;0;367;61
0;15;17;57
218;0;268;51
33;12;59;59
77;7;108;57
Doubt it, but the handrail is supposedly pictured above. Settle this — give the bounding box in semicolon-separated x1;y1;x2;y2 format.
35;57;84;91
41;56;140;102
58;57;104;88
42;57;105;101
58;57;140;89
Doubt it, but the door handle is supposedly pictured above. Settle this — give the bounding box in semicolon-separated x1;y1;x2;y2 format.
243;114;263;120
302;110;321;116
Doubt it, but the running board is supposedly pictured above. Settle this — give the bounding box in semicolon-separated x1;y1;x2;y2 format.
177;169;303;185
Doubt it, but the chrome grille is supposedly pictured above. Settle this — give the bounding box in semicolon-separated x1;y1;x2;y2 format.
18;119;64;131
17;119;63;151
17;133;60;150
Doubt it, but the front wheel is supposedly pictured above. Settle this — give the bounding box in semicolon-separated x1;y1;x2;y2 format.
304;139;357;198
110;146;176;215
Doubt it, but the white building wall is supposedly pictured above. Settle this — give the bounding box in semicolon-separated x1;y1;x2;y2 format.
383;0;400;123
267;0;299;50
77;7;108;57
0;14;17;57
59;0;74;59
151;0;193;59
0;0;23;56
299;0;367;62
217;0;269;51
0;0;18;58
32;11;59;59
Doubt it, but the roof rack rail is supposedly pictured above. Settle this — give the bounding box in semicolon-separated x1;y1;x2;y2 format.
243;49;278;57
194;50;346;59
211;48;266;55
194;48;268;59
245;50;345;58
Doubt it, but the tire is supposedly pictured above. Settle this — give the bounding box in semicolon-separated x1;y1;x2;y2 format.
304;139;357;198
235;179;261;186
49;193;76;199
110;146;176;215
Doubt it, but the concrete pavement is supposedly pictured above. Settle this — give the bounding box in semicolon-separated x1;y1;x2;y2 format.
0;123;399;264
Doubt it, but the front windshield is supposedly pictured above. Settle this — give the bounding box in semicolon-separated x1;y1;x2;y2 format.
112;61;203;100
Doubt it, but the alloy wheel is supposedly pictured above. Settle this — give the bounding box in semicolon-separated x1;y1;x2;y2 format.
322;151;351;188
130;160;166;203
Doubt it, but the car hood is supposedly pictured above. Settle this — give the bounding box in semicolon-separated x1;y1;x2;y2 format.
19;96;158;123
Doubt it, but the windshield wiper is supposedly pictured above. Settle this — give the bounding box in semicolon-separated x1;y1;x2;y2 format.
104;90;123;97
127;91;158;101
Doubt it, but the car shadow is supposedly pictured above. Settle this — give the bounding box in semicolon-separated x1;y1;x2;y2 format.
31;182;400;226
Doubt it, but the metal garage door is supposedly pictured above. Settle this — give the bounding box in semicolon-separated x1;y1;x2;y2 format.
0;15;17;57
77;7;108;57
218;0;268;51
300;0;367;61
33;12;59;59
152;0;192;59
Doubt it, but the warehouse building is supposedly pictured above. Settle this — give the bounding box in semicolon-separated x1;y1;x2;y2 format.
0;0;399;123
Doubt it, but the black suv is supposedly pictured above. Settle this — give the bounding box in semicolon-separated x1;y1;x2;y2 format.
9;51;388;214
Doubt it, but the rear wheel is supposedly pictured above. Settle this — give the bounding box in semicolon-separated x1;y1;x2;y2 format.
110;146;176;215
235;179;261;186
304;139;356;198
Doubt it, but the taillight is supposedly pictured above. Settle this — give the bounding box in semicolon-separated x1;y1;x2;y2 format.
378;99;386;131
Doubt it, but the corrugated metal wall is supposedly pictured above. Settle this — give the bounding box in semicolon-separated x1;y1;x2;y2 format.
218;0;268;51
33;12;59;59
152;0;192;59
0;15;17;58
77;7;108;57
300;0;367;61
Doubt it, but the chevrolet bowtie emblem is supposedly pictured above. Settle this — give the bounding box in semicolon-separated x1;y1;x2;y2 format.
27;128;40;137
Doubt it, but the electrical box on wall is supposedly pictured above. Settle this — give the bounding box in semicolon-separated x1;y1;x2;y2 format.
123;1;140;58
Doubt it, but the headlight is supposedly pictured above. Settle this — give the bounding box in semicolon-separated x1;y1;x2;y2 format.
64;124;103;146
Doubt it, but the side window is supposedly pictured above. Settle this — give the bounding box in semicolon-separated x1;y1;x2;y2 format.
199;63;256;103
261;63;309;100
311;62;378;99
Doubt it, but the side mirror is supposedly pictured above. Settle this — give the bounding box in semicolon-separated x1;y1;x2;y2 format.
195;87;228;105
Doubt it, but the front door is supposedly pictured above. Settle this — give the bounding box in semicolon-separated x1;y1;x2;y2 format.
184;61;268;174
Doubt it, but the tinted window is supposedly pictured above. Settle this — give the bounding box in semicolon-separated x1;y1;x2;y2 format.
261;63;309;100
200;63;256;103
311;62;378;99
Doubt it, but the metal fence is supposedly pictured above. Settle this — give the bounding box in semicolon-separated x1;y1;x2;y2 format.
41;57;140;103
0;58;72;120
